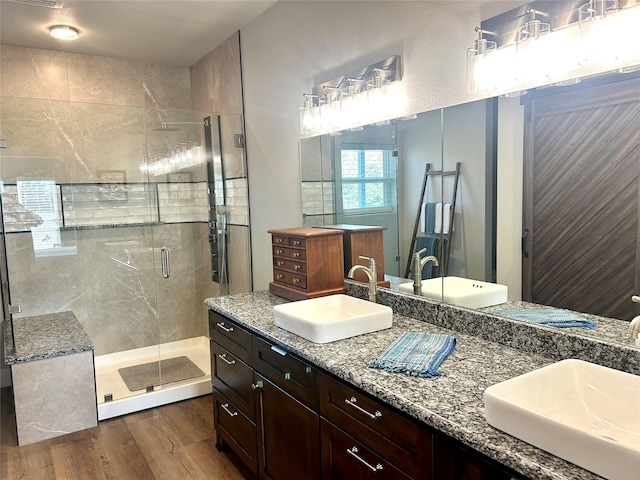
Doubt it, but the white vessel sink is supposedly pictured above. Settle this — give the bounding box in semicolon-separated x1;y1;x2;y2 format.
398;276;507;309
273;294;392;343
484;359;640;479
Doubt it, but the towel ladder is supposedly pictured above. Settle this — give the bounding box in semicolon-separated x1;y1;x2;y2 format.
403;162;461;279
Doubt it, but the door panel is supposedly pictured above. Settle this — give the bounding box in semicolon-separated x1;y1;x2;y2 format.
523;76;640;320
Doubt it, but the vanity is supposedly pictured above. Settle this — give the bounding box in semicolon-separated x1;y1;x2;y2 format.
206;284;638;480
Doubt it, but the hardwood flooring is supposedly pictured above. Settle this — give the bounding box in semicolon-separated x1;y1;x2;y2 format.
0;388;252;480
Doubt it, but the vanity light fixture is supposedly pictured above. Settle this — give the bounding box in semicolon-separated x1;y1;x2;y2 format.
467;0;640;96
299;55;403;136
49;25;79;40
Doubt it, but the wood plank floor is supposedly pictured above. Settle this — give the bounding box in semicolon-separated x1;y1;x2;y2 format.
0;387;252;480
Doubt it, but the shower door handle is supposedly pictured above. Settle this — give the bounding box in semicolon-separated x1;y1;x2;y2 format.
161;247;170;279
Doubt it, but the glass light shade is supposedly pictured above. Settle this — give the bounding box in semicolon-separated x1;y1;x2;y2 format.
50;25;79;40
367;83;389;124
581;5;640;70
339;93;356;130
468;44;517;95
320;99;340;132
516;33;554;85
300;103;318;135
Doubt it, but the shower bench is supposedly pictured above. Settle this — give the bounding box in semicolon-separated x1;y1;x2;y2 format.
4;311;97;446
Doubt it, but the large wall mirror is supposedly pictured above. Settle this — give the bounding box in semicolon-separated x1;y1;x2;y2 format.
299;69;640;350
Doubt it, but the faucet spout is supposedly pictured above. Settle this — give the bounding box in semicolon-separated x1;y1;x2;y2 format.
413;248;439;294
347;256;378;303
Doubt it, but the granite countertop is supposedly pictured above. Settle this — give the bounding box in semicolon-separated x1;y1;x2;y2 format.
205;291;605;480
4;311;94;365
384;275;640;374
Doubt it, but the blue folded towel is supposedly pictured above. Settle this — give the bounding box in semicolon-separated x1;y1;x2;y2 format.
494;309;596;329
369;332;456;378
424;202;437;234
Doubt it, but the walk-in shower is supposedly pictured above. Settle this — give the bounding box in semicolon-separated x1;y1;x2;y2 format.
0;111;251;420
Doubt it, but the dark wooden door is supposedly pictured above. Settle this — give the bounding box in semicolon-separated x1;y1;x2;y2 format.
256;373;320;480
523;75;640;320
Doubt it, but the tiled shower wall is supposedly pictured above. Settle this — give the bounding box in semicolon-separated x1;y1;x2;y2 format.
0;44;230;355
191;32;252;296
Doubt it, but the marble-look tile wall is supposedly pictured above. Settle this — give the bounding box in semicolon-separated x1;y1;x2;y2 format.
191;32;253;293
0;45;213;355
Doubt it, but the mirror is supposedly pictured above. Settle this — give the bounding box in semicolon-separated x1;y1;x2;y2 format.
300;73;640;350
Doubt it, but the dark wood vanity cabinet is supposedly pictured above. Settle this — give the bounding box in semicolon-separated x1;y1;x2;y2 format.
209;311;526;480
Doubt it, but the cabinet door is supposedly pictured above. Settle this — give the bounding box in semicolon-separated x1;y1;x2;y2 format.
435;435;518;480
321;419;413;480
212;390;258;475
211;340;255;420
256;373;320;480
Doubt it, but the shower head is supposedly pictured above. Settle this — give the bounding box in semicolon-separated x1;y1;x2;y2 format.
155;119;210;131
155;123;180;131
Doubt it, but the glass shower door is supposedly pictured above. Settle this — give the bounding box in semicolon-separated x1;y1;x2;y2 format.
144;114;215;400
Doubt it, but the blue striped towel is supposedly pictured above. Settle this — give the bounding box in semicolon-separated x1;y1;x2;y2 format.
494;309;596;329
369;332;456;378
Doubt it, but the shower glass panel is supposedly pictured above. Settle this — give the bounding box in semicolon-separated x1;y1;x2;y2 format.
0;96;165;409
0;99;222;418
145;114;214;399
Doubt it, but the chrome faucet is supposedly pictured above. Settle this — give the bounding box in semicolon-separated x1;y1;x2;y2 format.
348;255;378;303
413;248;439;294
628;295;640;346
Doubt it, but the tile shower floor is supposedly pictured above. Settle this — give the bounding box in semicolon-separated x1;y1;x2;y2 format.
94;336;211;420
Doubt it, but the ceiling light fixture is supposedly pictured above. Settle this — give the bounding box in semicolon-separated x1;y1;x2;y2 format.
49;25;79;40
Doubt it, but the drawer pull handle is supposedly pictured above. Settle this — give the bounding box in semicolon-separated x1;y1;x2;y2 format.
345;397;383;420
284;372;291;380
346;446;383;473
218;353;236;365
221;403;238;417
251;380;264;390
216;322;234;333
276;238;283;243
276;249;283;255
277;260;284;266
293;252;300;258
277;274;284;280
292;240;301;246
292;278;300;284
294;264;301;270
270;345;289;356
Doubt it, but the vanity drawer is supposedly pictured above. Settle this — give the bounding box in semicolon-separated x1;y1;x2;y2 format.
211;341;255;420
209;311;252;364
321;419;413;480
213;390;258;475
253;336;318;410
273;269;307;289
272;235;307;249
272;245;307;261
273;257;307;273
319;373;432;479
